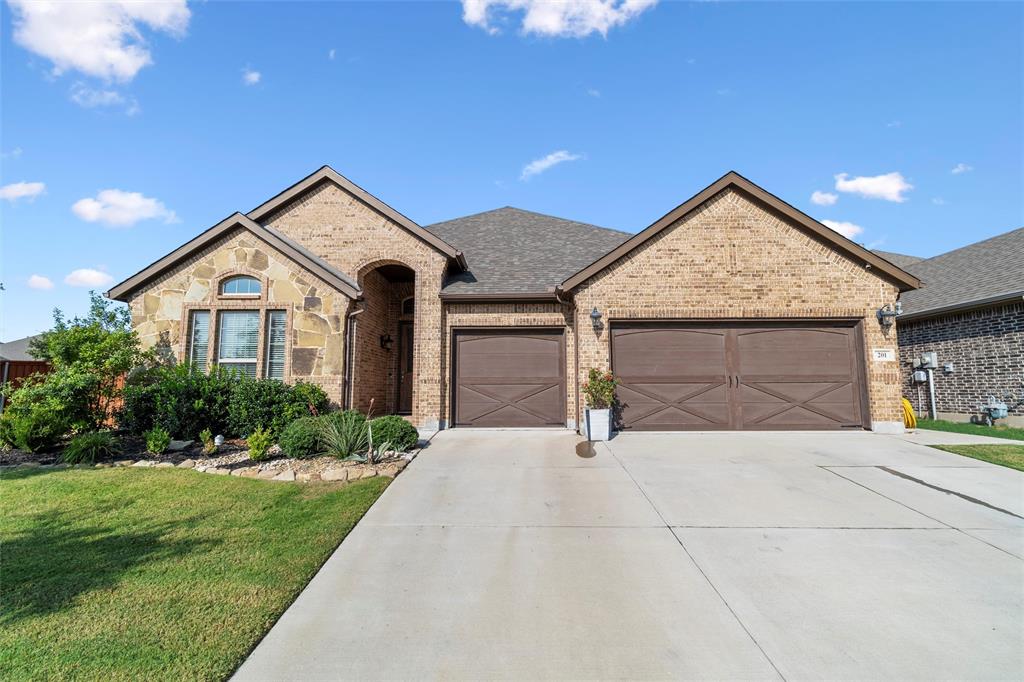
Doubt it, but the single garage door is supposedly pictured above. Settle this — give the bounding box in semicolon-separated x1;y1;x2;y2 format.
452;329;565;427
612;323;866;430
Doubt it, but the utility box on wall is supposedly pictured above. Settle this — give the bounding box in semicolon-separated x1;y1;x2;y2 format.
920;352;938;369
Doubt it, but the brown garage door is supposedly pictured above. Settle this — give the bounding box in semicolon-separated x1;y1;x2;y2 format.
612;323;866;430
452;329;565;427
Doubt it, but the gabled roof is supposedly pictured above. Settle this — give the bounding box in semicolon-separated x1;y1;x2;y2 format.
0;334;43;361
107;213;360;301
895;226;1024;320
247;166;467;269
558;171;922;293
425;207;630;296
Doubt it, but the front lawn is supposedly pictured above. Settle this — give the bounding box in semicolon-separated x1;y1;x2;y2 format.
0;467;389;681
930;444;1024;472
915;418;1024;441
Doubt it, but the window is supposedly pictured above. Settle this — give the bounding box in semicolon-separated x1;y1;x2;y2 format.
220;275;261;296
217;310;260;377
401;296;414;316
186;310;210;371
264;310;287;380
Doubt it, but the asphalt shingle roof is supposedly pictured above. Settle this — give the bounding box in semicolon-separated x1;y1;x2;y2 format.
0;334;43;361
873;250;925;271
894;227;1024;317
426;207;631;294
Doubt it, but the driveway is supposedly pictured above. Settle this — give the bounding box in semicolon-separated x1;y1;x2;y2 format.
234;430;1024;681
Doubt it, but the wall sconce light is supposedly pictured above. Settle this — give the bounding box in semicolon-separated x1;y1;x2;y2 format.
877;301;902;327
380;333;393;350
590;307;602;323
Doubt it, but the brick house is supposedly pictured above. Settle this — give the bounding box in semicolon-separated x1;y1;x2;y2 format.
880;227;1024;426
108;167;921;434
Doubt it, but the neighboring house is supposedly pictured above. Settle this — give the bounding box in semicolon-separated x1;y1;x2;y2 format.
882;228;1024;426
108;167;921;433
0;334;49;412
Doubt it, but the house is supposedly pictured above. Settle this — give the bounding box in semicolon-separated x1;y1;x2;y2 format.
0;334;49;412
107;167;921;433
882;228;1024;426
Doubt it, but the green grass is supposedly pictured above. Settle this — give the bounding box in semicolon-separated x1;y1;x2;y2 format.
915;418;1024;441
930;444;1024;472
0;467;389;681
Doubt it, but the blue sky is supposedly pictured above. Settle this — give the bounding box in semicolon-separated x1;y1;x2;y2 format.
2;1;1021;341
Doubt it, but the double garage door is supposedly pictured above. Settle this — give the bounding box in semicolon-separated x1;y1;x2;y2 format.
612;323;867;430
450;323;867;430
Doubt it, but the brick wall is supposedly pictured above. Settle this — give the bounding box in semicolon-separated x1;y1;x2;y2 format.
263;182;449;428
570;188;904;429
899;303;1024;419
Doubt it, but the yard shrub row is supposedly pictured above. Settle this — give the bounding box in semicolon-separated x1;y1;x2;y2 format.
278;412;418;459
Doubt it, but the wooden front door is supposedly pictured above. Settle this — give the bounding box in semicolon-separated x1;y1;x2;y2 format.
397;322;414;414
612;323;866;430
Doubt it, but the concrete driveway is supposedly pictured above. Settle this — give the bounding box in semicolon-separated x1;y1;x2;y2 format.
234;430;1024;681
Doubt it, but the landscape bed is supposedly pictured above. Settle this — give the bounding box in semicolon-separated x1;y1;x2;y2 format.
0;467;389;681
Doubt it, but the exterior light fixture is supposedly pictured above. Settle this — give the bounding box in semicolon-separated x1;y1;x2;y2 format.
877;301;902;327
590;307;602;322
380;333;393;350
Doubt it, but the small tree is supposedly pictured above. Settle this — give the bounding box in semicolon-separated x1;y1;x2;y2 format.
19;292;151;431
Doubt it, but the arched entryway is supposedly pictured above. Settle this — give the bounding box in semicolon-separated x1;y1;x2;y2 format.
349;261;416;416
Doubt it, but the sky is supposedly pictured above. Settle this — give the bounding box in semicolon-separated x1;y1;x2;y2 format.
1;0;1022;341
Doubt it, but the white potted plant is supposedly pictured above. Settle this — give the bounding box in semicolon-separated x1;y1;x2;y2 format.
582;368;618;441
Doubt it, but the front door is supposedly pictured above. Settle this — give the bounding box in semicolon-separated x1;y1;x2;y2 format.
397;322;414;414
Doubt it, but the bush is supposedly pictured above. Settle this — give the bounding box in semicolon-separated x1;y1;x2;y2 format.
369;415;419;452
0;401;69;453
199;428;217;455
318;410;369;460
145;426;171;455
119;364;236;439
63;431;120;464
279;417;321;459
228;378;330;438
246;426;274;462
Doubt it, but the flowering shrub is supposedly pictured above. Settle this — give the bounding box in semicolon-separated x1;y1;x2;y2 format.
581;368;619;409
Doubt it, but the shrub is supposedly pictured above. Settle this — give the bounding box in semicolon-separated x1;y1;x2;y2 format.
318;410;369;460
63;431;120;464
199;428;217;455
145;426;171;455
369;415;419;452
279;417;321;459
119;364;236;438
228;378;330;438
0;401;69;453
581;368;619;409
246;426;275;462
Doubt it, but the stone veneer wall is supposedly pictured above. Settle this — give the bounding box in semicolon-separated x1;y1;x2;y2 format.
570;188;904;430
261;181;449;428
899;302;1024;423
442;302;577;428
126;228;349;402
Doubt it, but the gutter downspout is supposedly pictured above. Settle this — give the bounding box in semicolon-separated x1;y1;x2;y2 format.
343;298;366;410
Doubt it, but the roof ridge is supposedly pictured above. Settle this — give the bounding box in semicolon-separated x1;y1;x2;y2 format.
913;225;1024;265
426;205;630;237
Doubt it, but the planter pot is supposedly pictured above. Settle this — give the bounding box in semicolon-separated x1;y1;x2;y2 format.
583;408;612;441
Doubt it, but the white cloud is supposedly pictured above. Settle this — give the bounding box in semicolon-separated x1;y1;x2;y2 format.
462;0;657;38
328;48;336;60
69;82;140;114
715;87;733;96
0;181;45;202
810;190;838;206
834;172;913;202
2;147;23;159
7;0;190;83
886;120;902;128
520;150;583;181
27;274;55;290
932;197;946;206
587;88;601;97
242;67;261;85
65;268;114;288
951;163;973;175
72;189;178;227
821;220;864;240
